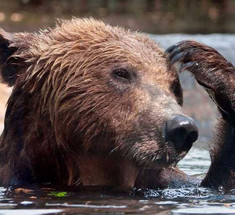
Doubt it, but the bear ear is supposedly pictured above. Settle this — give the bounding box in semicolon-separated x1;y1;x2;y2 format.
0;29;30;86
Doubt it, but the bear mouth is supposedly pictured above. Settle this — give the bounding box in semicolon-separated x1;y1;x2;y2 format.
77;139;191;189
115;139;188;170
139;148;184;169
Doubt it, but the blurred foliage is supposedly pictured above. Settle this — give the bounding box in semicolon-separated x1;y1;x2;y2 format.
48;191;68;197
0;0;234;33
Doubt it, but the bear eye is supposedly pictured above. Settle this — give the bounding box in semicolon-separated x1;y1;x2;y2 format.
112;68;132;83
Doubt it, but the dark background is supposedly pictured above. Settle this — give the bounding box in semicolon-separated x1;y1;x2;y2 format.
0;0;234;33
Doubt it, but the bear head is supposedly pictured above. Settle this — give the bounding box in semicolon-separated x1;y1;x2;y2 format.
0;18;198;188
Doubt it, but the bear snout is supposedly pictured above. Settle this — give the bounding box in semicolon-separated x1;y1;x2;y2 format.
164;114;198;152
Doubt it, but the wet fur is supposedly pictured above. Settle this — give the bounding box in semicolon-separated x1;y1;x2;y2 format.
1;20;234;191
167;40;235;191
0;18;187;189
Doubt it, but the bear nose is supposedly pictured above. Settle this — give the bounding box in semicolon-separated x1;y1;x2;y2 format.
164;114;198;151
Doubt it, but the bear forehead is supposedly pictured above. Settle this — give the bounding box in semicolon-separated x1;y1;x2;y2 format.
18;18;172;88
30;18;166;65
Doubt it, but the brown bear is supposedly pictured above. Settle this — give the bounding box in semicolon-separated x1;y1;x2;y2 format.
0;18;231;191
0;18;199;190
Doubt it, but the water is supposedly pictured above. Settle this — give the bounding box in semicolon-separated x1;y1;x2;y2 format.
0;147;234;215
1;34;235;214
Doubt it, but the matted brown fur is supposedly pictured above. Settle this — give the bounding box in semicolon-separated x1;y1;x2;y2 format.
0;18;188;189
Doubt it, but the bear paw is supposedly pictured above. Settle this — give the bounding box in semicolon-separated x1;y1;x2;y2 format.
166;40;235;123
